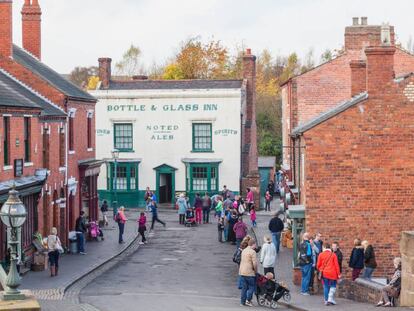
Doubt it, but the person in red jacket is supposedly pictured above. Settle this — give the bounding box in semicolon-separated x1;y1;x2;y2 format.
317;243;341;306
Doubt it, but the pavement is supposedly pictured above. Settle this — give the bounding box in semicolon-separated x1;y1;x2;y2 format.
80;210;288;311
253;199;411;311
21;209;141;303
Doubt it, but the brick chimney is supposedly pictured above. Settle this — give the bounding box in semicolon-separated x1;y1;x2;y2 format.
21;0;42;59
365;42;395;96
344;17;395;51
0;0;13;58
350;60;367;96
242;48;258;175
98;58;112;89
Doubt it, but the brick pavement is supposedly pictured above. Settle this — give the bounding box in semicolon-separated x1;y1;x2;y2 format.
253;199;409;311
21;209;142;303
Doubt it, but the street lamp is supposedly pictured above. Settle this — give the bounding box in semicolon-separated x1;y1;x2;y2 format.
111;149;120;218
0;186;27;301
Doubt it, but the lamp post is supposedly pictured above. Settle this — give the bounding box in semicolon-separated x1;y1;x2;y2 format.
0;186;27;301
111;149;120;218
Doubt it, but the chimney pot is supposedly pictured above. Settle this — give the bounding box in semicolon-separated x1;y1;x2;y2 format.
352;17;359;26
361;17;368;25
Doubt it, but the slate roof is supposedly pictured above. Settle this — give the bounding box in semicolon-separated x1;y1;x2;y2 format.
0;69;66;117
13;45;96;102
107;79;244;90
291;92;368;136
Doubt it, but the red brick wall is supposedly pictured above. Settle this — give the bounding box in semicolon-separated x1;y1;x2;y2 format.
303;77;414;276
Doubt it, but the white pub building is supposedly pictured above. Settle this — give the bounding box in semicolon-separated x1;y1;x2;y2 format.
90;50;259;208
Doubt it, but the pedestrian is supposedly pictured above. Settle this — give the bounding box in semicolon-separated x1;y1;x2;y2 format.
75;211;87;255
177;193;187;225
217;217;224;242
221;185;229;200
148;199;166;230
115;206;127;244
376;257;402;307
264;190;271;211
313;233;324;255
47;227;62;277
215;196;223;218
349;238;364;281
223;194;233;211
193;193;203;225
298;232;313;295
151;192;157;204
144;186;152;202
239;239;258;307
223;210;230;242
268;211;284;254
202;192;211;224
260;235;276;275
137;212;147;245
101;200;109;226
245;188;254;212
227;211;239;245
267;180;275;199
309;237;318;293
332;242;343;273
317;243;341;306
250;207;256;227
361;240;377;280
233;217;248;248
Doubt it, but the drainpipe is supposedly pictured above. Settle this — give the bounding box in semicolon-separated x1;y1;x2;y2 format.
64;97;69;244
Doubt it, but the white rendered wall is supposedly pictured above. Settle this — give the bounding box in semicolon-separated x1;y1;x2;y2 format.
91;88;243;193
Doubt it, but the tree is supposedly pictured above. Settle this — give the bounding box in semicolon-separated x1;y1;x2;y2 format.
163;37;229;79
115;44;143;76
69;66;98;88
301;47;315;73
320;49;333;63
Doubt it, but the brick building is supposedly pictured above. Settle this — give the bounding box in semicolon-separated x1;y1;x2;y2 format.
92;50;259;208
290;25;414;276
0;0;100;262
281;17;414;174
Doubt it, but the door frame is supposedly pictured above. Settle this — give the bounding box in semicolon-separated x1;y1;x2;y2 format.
154;164;177;204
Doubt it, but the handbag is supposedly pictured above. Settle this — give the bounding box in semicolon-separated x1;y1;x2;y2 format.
56;237;64;254
317;252;333;280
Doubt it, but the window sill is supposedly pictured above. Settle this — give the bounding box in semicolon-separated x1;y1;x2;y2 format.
87;148;94;152
3;165;13;171
118;150;135;153
68;150;75;155
24;162;34;167
191;150;214;153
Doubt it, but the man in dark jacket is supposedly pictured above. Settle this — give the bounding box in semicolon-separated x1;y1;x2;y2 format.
75;211;87;255
268;212;284;254
332;241;343;273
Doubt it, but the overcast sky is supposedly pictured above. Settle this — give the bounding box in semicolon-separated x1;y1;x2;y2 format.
11;0;414;73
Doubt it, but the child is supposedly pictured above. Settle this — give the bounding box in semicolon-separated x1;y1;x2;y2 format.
265;190;271;211
138;212;147;245
217;217;224;242
250;206;257;227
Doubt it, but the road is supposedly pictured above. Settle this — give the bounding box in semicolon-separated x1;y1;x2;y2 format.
80;211;287;310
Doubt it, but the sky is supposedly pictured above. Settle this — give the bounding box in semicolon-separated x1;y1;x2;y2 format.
11;0;414;73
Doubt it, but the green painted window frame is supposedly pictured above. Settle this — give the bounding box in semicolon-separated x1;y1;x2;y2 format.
24;117;31;162
113;123;133;152
186;163;219;193
192;123;213;152
108;162;139;192
3;116;10;166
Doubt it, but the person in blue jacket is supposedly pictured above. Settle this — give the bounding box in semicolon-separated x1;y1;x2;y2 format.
349;238;365;280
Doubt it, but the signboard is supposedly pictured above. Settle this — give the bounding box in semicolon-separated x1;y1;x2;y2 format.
146;124;179;141
14;159;23;177
107;103;218;112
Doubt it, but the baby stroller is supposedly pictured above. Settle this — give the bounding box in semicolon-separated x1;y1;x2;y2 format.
184;208;196;227
256;274;291;309
89;221;104;241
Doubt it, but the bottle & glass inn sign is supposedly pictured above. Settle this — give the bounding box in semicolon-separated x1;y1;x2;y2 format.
106;103;218;112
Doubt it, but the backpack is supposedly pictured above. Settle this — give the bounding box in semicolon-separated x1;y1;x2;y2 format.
114;212;121;223
233;248;242;264
298;241;311;266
